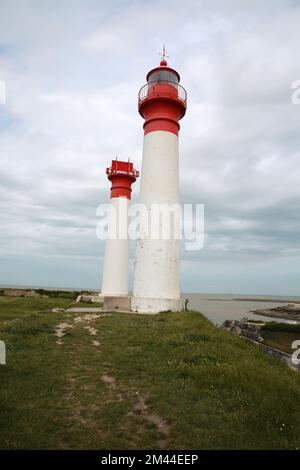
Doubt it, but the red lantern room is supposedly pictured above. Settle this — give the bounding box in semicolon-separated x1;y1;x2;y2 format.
138;46;187;136
106;160;139;200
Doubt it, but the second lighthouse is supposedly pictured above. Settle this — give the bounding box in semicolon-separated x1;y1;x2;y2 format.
132;50;187;313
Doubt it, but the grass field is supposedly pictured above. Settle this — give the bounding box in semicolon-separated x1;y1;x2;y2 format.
261;323;300;354
1;296;300;450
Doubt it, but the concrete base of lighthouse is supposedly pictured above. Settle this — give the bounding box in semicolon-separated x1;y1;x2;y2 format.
98;294;131;311
131;296;185;314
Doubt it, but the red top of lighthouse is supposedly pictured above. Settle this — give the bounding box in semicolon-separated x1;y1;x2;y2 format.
106;160;139;200
138;47;187;136
146;45;180;82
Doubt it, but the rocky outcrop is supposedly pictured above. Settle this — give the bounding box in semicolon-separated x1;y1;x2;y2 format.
222;319;300;372
257;342;300;371
222;319;264;342
251;304;300;321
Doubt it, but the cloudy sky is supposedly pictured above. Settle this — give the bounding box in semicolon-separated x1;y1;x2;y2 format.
0;0;299;295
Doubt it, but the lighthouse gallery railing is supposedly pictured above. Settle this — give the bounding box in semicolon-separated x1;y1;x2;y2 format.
138;81;187;106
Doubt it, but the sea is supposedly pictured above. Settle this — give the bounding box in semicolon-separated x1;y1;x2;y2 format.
185;293;300;325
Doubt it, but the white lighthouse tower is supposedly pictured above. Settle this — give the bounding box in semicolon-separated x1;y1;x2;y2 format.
131;49;187;313
101;159;139;297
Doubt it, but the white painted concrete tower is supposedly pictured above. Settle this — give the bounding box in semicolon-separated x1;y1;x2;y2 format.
132;51;187;313
101;160;139;296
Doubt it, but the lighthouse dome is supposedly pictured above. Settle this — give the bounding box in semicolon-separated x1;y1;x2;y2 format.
146;61;180;85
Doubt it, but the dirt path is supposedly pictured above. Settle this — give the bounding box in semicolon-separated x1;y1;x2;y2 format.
101;375;170;449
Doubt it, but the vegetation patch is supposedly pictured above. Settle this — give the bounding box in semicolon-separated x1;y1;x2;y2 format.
1;297;300;449
261;322;300;354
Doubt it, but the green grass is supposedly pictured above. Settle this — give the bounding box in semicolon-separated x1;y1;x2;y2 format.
1;297;300;449
261;322;300;354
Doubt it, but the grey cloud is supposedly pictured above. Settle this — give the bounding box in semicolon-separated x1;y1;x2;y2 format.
0;0;299;293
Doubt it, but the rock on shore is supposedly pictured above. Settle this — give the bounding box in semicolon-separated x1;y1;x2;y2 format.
251;304;300;321
222;319;264;342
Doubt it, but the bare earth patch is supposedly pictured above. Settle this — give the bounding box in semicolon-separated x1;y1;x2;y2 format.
133;392;170;449
74;314;102;323
101;374;116;390
84;326;98;336
53;323;73;345
53;312;113;346
100;375;170;448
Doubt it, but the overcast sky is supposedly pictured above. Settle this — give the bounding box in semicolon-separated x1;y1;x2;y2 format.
0;0;299;295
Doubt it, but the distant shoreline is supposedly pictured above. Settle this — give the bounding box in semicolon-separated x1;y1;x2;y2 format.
202;298;300;304
1;285;299;304
0;284;100;292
